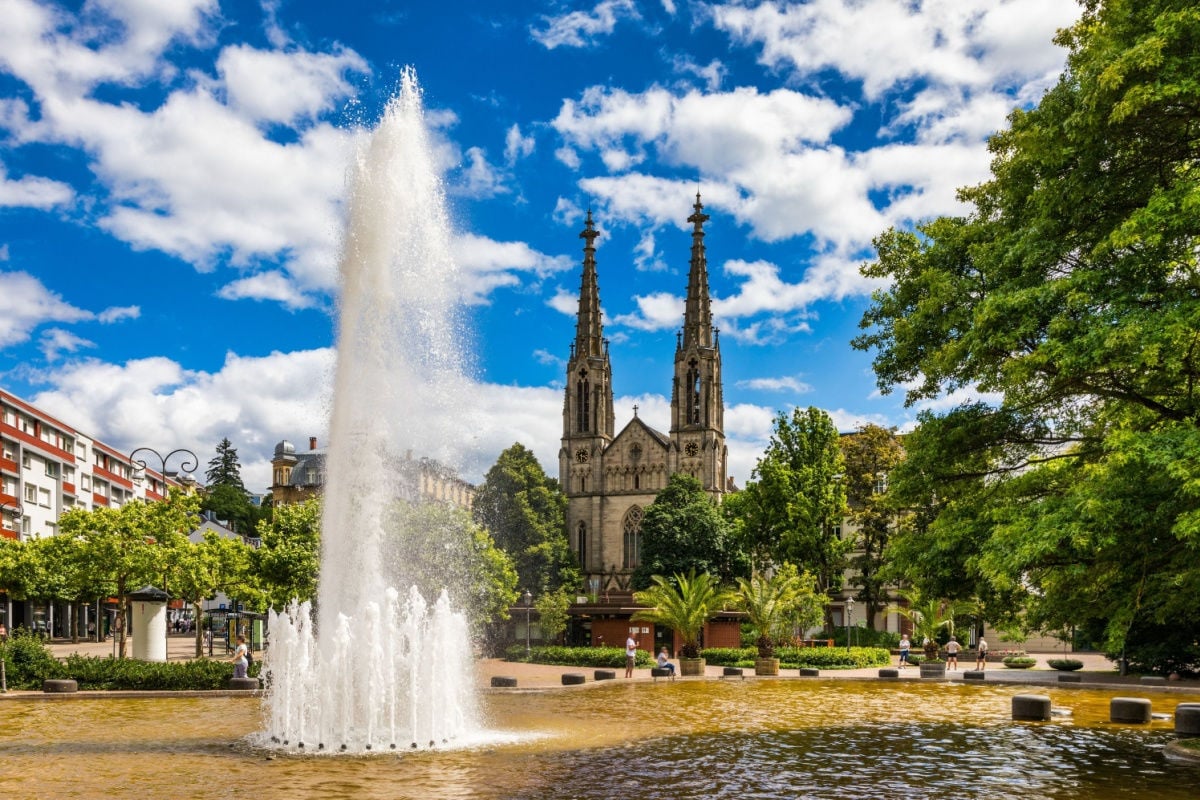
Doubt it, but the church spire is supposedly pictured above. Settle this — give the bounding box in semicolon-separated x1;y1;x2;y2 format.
574;209;604;358
681;192;714;350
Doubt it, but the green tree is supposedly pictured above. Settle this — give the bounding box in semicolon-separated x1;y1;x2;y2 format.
854;0;1200;673
472;443;580;595
383;501;519;633
632;473;748;590
252;497;321;611
169;531;256;656
206;438;245;490
841;424;905;628
58;491;199;658
734;564;826;659
533;588;572;645
887;589;976;660
730;408;849;609
632;570;732;659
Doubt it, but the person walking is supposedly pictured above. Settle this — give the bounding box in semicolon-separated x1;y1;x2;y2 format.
625;631;639;678
975;637;988;670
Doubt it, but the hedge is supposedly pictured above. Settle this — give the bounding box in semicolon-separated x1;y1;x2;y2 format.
701;646;890;669
504;645;653;668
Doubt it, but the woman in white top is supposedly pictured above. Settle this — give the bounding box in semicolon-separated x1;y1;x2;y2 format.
230;634;249;679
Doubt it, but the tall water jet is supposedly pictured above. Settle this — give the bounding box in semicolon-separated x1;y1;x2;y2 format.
263;68;479;753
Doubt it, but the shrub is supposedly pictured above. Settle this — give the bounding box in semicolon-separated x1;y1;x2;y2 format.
829;628;901;649
751;646;891;670
1002;656;1037;669
0;630;65;688
503;645;653;668
699;647;756;666
1047;658;1084;671
61;655;243;690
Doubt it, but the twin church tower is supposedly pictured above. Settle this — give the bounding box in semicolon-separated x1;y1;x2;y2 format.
560;194;728;593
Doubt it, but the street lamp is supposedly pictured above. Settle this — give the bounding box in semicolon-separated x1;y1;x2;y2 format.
845;598;854;652
129;446;198;660
523;590;533;658
0;499;19;639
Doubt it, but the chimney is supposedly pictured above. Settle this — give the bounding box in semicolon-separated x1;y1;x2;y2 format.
309;437;318;450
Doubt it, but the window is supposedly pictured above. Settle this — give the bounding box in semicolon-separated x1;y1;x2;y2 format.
45;462;58;478
686;360;701;424
623;506;643;569
22;453;32;469
874;472;889;495
25;483;38;502
38;487;51;508
576;370;590;433
576;522;587;570
81;474;91;491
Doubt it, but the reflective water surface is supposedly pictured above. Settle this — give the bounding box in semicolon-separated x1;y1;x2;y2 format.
2;680;1198;799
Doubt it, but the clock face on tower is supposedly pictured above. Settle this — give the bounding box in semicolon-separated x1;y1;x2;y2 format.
685;441;699;457
575;448;590;463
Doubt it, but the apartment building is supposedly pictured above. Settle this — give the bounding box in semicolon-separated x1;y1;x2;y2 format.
0;389;184;542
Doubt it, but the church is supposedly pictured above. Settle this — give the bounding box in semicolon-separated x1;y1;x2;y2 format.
559;194;733;618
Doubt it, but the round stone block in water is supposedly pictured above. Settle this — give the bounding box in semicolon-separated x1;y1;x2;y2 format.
42;679;78;693
561;673;586;686
1012;694;1052;721
723;667;744;677
963;670;986;681
878;668;898;678
799;668;820;677
593;669;616;681
490;676;518;688
1058;673;1082;683
1175;703;1200;736
1110;697;1152;724
228;677;259;691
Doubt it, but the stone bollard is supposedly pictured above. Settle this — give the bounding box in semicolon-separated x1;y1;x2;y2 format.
799;668;820;677
1140;676;1167;686
723;667;744;678
490;676;518;688
228;677;259;691
878;668;898;678
963;670;986;681
1110;697;1152;724
1174;703;1200;736
561;673;586;686
594;669;616;681
1058;673;1082;683
1012;694;1052;721
43;679;79;694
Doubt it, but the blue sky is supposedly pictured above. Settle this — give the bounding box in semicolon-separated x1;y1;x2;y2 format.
0;0;1082;489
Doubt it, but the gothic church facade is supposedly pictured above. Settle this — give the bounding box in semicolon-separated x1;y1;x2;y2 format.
560;195;728;594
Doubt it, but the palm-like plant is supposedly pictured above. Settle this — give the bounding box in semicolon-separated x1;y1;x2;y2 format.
632;570;731;659
889;588;976;660
735;565;825;659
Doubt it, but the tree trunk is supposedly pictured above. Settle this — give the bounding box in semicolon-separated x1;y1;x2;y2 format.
194;601;205;657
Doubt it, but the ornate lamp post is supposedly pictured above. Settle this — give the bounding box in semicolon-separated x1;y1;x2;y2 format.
129;446;198;660
523;590;533;658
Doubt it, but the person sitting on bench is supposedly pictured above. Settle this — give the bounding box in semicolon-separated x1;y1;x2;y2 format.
656;647;676;677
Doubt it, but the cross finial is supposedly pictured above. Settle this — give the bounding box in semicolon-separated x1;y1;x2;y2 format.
632;404;639;417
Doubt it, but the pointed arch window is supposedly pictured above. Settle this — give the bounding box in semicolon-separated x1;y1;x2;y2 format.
623;506;643;569
576;369;590;433
686;360;701;424
576;521;587;570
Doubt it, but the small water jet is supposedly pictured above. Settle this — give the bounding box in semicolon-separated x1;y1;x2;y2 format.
262;68;479;754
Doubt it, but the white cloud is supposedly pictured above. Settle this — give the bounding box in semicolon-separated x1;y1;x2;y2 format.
612;291;683;332
737;375;812;393
504;123;536;165
452;233;574;305
40;327;95;362
530;0;641;50
216;44;369;125
217;270;320;309
0;163;74;208
0;271;95;348
97;305;140;323
452;146;511;199
547;287;578;316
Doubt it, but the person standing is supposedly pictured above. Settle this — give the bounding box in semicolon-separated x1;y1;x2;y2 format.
975;637;988;670
230;634;249;679
898;634;911;668
625;631;639;678
945;637;961;670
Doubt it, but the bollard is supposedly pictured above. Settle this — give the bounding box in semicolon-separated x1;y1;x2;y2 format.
878;668;898;678
1012;694;1052;721
1058;673;1082;683
490;676;518;688
1174;703;1200;736
1110;697;1152;724
228;677;259;691
723;667;744;678
593;669;616;681
561;673;586;686
963;670;986;681
1139;676;1167;686
799;668;820;677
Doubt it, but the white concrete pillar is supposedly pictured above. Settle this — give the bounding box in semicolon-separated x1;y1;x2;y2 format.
128;586;169;662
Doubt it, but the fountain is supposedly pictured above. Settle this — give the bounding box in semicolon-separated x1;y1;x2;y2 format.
262;67;478;754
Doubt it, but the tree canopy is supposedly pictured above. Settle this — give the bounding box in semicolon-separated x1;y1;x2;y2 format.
472;443;579;595
632;473;749;590
840;424;905;628
855;0;1200;672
